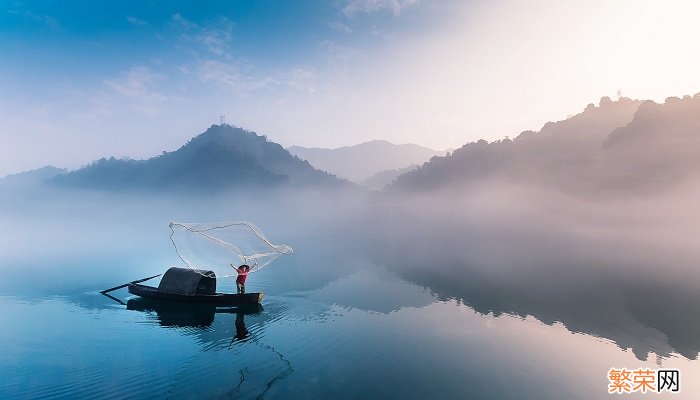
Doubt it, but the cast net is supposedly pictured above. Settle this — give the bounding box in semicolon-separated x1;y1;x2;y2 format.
169;221;293;278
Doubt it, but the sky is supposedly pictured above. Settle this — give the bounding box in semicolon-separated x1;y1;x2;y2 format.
2;0;700;176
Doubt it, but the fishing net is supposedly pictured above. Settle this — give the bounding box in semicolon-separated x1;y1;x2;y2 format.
169;221;293;278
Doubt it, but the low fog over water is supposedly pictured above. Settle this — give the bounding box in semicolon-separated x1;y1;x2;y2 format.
2;173;700;362
375;179;700;360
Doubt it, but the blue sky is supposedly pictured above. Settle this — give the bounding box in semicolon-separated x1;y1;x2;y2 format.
2;0;700;176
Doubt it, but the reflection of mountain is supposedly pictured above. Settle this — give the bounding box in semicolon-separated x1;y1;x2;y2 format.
390;96;700;195
54;124;342;191
378;94;700;359
288;140;444;183
371;230;700;361
304;269;435;314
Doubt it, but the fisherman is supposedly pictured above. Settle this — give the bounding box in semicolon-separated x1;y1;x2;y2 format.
231;264;250;294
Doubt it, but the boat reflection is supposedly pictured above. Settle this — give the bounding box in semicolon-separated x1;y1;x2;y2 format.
126;297;263;331
123;297;294;398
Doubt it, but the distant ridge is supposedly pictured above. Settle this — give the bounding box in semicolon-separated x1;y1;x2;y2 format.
388;96;655;194
389;94;700;195
54;124;343;191
288;140;445;183
361;165;418;191
1;166;67;183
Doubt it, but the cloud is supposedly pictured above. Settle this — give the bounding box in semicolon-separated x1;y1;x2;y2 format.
197;24;234;56
171;13;235;56
8;8;62;31
171;13;198;30
126;16;148;27
197;59;321;97
69;91;114;121
328;20;353;33
320;40;360;65
198;60;277;95
343;0;420;17
282;68;317;94
105;66;160;97
104;66;168;115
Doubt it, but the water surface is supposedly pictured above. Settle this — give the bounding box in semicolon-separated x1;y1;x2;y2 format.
1;191;698;399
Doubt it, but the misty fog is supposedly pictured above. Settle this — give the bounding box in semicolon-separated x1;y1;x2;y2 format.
2;171;700;361
3;96;700;364
375;177;700;358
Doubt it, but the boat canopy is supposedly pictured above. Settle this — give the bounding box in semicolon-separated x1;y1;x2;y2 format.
157;267;216;296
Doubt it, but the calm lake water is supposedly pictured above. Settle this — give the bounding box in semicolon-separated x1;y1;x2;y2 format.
1;191;698;399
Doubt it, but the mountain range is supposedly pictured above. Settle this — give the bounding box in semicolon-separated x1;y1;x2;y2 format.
53;124;342;191
390;95;700;195
1;166;67;184
5;94;700;196
287;140;446;184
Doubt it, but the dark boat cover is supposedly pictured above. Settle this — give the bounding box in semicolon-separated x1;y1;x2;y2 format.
158;267;216;296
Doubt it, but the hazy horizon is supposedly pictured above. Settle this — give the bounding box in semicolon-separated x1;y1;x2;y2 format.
1;93;693;180
3;0;700;176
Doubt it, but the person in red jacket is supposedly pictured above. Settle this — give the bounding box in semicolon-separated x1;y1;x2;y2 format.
231;264;250;294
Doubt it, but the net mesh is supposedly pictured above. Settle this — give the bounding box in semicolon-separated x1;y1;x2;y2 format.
169;221;293;278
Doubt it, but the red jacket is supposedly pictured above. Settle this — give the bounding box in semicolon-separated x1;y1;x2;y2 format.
236;269;248;284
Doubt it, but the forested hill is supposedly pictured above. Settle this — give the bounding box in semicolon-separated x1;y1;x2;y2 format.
54;124;344;191
388;95;700;195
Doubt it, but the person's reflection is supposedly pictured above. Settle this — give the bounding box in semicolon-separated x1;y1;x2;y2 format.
235;311;249;341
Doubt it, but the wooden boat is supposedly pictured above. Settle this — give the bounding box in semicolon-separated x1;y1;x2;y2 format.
127;266;264;305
